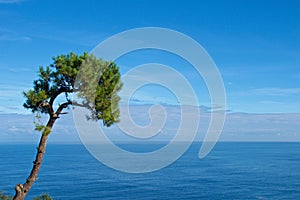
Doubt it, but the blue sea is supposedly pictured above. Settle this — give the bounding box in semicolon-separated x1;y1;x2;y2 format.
1;142;300;199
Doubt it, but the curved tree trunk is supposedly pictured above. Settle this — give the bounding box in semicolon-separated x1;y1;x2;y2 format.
13;117;56;200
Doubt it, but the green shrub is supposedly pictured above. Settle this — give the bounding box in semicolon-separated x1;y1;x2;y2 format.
0;191;13;200
33;194;53;200
0;191;53;200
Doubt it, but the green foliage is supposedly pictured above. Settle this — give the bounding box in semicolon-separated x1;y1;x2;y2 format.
75;54;122;126
34;124;45;132
0;191;13;200
33;194;53;200
23;52;122;127
42;126;52;136
0;191;53;200
33;124;51;136
33;113;51;135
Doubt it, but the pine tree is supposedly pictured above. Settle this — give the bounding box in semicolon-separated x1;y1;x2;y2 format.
13;52;122;200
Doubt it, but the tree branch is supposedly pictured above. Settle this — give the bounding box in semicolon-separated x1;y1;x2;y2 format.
49;87;73;107
55;101;72;117
72;101;94;111
38;102;54;118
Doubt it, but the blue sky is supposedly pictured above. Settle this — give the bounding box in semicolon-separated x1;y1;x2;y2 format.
0;0;299;114
0;0;299;142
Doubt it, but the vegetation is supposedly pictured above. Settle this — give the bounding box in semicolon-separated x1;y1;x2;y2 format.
1;192;52;200
13;52;122;200
0;191;12;200
33;194;52;200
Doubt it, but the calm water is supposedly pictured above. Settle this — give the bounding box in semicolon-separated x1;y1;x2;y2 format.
1;142;300;199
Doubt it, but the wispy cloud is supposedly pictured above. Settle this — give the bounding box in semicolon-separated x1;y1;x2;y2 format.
0;106;300;143
0;84;32;114
0;113;80;143
222;112;300;141
28;28;107;47
99;104;300;142
258;100;285;105
0;29;31;41
0;0;26;3
120;65;201;106
250;87;300;96
7;67;32;72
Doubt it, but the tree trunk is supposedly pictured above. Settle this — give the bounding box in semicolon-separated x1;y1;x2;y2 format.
13;117;56;200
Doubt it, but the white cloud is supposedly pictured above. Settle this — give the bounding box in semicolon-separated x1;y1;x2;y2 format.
7;67;32;72
250;87;300;96
0;113;80;144
0;29;31;41
119;64;201;106
0;0;25;3
74;105;300;143
28;28;107;46
1;106;300;143
0;84;32;114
